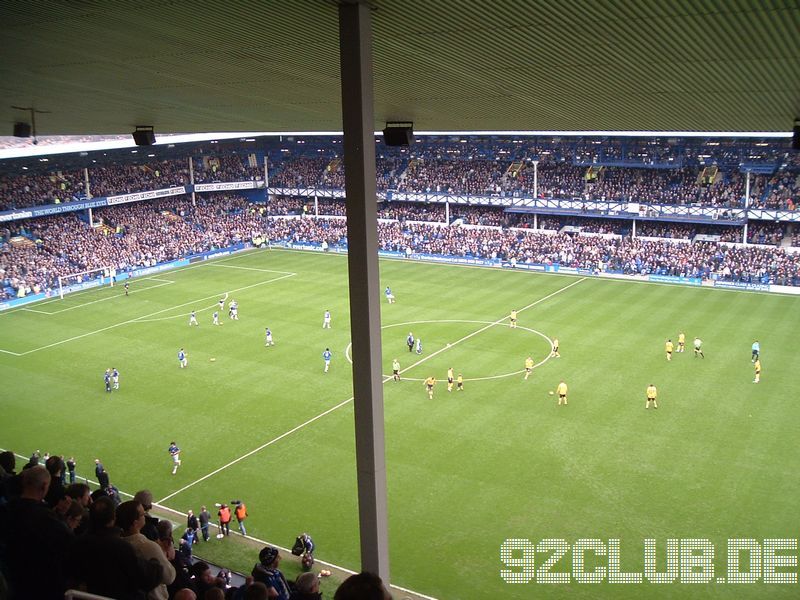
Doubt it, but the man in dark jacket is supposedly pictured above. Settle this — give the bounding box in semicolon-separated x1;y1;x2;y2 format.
252;546;291;600
66;496;162;600
0;465;72;599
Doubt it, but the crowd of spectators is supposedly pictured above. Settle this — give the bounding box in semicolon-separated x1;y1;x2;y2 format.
0;448;371;600
395;158;504;196
1;140;797;212
0;194;266;299
4;193;800;301
751;168;800;210
267;217;800;286
193;155;263;184
746;222;785;246
269;157;330;189
89;160;190;198
376;200;446;222
0;170;86;210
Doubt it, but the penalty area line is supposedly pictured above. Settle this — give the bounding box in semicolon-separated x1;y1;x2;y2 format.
158;279;586;510
11;273;296;355
156;395;355;505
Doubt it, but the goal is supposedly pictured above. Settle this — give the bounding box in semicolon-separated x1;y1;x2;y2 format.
57;266;116;300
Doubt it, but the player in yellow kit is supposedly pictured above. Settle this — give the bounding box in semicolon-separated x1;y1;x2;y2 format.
524;356;534;380
424;376;436;399
510;309;518;329
556;380;568;405
552;338;560;358
677;332;686;353
447;368;454;392
456;373;463;391
665;339;674;361
753;359;761;384
646;384;658;409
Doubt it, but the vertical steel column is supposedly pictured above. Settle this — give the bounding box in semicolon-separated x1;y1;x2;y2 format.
338;1;390;583
189;157;196;207
264;156;270;202
743;170;750;245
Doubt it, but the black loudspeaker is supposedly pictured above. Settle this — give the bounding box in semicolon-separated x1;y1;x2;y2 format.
793;121;799;151
13;122;31;138
382;122;414;147
132;127;156;146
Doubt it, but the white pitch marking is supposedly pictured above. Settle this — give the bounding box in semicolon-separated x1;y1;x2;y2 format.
345;278;583;379
131;275;292;323
208;264;294;274
157;278;584;504
11;273;296;355
156;394;356;504
40;280;177;315
16;277;177;316
0;248;289;317
352;320;553;381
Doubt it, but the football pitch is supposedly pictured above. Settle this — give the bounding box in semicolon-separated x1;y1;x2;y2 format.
1;248;799;599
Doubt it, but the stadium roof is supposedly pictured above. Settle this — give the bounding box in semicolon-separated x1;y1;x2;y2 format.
1;0;798;137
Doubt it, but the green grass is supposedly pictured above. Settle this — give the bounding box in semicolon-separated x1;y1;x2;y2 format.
2;248;799;599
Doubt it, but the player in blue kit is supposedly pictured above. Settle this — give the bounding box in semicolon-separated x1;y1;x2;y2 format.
385;286;395;304
189;310;199;326
178;348;188;368
112;368;119;390
265;327;274;346
104;369;112;392
169;441;182;475
229;300;239;320
322;348;332;372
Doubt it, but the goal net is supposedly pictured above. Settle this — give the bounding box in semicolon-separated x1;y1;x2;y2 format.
57;266;116;300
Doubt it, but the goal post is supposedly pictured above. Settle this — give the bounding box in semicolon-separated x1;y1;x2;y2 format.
57;266;116;300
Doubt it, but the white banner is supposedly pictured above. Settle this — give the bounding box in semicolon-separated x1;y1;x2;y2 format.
105;186;187;205
194;181;263;192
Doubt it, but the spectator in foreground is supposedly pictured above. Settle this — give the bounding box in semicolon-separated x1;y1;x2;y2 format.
252;546;291;600
334;572;392;600
67;495;162;600
190;561;227;598
158;520;195;599
245;582;270;600
116;500;176;600
291;572;322;600
0;465;72;600
0;450;18;504
133;489;160;541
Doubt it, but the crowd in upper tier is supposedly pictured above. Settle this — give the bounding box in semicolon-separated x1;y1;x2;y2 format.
1;138;797;211
2;195;799;301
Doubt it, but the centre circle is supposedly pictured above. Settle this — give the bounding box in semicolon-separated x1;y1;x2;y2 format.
344;319;554;381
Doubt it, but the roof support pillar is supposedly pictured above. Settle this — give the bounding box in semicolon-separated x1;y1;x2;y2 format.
338;0;390;584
